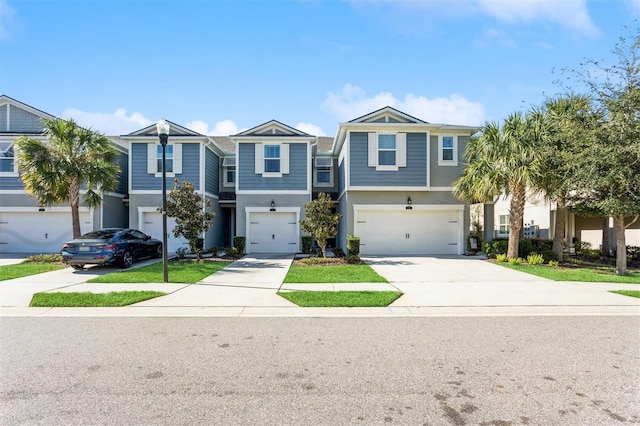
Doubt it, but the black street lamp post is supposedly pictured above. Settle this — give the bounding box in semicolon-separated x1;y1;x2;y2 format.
156;119;170;283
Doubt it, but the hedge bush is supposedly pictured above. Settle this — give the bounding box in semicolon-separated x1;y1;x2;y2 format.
233;236;246;254
346;234;360;257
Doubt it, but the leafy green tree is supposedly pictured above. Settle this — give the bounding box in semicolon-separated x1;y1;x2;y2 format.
164;179;215;261
453;111;547;259
15;118;119;238
299;192;340;258
558;26;640;275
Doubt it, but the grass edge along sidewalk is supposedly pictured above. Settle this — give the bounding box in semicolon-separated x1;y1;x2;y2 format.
498;262;640;284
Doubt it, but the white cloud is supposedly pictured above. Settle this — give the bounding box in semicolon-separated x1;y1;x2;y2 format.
185;120;209;135
296;122;326;136
477;27;516;48
323;84;485;126
0;0;17;40
185;119;242;136
62;108;153;135
627;0;640;14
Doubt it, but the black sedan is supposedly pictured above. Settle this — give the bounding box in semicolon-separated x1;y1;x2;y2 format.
61;228;163;270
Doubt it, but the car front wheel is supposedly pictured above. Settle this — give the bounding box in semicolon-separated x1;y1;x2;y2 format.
155;245;163;259
71;264;84;270
121;251;134;269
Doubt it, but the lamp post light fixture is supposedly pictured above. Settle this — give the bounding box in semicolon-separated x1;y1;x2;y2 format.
157;119;170;283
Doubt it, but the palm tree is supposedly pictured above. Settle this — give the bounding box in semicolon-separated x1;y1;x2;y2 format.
453;111;547;259
15;118;120;238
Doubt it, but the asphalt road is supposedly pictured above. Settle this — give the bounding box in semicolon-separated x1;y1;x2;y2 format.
1;316;638;425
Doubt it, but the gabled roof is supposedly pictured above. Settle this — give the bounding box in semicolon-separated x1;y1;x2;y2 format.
0;95;57;134
232;120;312;137
316;136;335;153
209;136;235;153
124;120;205;137
348;106;428;125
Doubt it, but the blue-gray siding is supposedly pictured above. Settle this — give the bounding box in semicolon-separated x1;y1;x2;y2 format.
349;132;427;187
338;158;345;194
205;148;219;195
0;175;23;190
238;143;308;191
131;142;201;190
115;152;128;195
9;107;44;133
0;105;7;131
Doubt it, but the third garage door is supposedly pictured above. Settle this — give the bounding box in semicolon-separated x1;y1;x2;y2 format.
356;209;460;255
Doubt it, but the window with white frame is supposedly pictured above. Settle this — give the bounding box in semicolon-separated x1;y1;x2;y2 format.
439;135;458;165
264;144;280;173
367;132;406;171
147;143;182;176
314;156;333;186
223;156;235;185
0;143;15;174
499;214;510;235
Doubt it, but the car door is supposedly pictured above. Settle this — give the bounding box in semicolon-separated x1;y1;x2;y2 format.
130;229;154;258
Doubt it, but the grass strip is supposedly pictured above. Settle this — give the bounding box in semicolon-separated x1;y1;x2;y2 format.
0;263;66;281
498;263;640;284
29;291;166;307
610;290;640;299
284;264;387;283
278;290;401;307
88;260;232;283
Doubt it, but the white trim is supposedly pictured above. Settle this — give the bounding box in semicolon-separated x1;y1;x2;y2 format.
0;206;92;213
438;135;458;166
245;206;301;254
236;190;310;195
199;143;206;196
347;186;431;191
430;187;454;191
0;190;29;194
103;192;126;198
204;191;219;200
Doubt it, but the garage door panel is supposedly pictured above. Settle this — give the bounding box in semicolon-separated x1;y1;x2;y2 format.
0;212;91;253
356;210;460;255
249;212;298;253
141;213;189;253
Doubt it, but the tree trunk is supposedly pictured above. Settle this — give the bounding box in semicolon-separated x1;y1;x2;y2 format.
69;179;81;238
614;215;627;275
507;184;526;259
552;197;566;262
601;217;611;256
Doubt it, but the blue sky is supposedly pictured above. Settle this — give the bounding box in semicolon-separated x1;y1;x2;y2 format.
1;0;637;137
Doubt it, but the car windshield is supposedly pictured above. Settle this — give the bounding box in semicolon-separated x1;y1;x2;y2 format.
77;230;120;240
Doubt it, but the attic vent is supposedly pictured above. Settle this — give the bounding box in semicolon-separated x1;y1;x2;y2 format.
314;157;332;167
222;156;235;166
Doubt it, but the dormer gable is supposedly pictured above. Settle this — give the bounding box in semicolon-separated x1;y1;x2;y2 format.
125;120;205;137
233;120;311;138
348;106;428;125
0;95;57;134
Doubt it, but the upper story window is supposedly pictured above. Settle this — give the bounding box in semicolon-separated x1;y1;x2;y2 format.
223;156;235;186
147;143;182;177
314;156;333;186
264;144;280;173
0;143;16;176
439;135;458;165
367;132;406;171
254;143;289;177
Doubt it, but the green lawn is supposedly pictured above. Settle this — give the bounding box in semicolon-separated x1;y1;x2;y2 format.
0;262;66;281
284;263;387;283
88;260;232;283
29;291;166;307
278;290;402;307
499;262;640;284
610;290;640;299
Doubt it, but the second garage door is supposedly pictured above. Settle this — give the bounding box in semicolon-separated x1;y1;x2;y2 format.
355;209;461;255
140;212;189;253
249;212;298;253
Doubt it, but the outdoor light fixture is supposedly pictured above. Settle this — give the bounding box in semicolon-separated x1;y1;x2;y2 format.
157;119;170;283
270;199;276;212
406;196;413;210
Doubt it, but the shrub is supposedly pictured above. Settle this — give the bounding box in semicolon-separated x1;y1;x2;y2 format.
530;238;553;252
332;247;346;258
508;257;523;265
518;239;535;258
175;247;189;259
301;236;313;254
346;254;363;264
627;245;640;261
233;236;246;254
580;248;601;261
346;234;360;257
482;241;496;258
228;247;239;257
26;253;63;263
549;260;559;267
539;249;557;263
496;254;508;262
527;253;544;265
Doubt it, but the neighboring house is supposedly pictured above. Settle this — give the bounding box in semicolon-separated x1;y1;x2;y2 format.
331;106;480;255
119;121;227;253
0;95;128;253
488;195;640;249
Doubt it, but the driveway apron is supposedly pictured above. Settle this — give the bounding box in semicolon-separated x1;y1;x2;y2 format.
134;254;296;307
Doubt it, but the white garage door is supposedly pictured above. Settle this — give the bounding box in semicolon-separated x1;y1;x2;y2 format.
0;211;92;254
140;212;189;253
249;212;298;253
356;209;460;255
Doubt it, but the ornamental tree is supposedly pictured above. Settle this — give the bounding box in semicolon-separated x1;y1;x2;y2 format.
299;192;341;258
164;179;214;261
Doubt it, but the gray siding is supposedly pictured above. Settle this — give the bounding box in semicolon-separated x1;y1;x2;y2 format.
0;175;24;190
338;158;345;194
101;194;128;228
349;132;427;187
9;106;44;133
205;148;219;195
0;105;7;131
204;195;225;248
238;143;308;191
430;135;467;187
115;152;128;195
131;142;201;191
235;193;309;238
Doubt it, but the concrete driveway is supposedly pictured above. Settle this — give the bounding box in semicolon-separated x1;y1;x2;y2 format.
363;255;543;283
